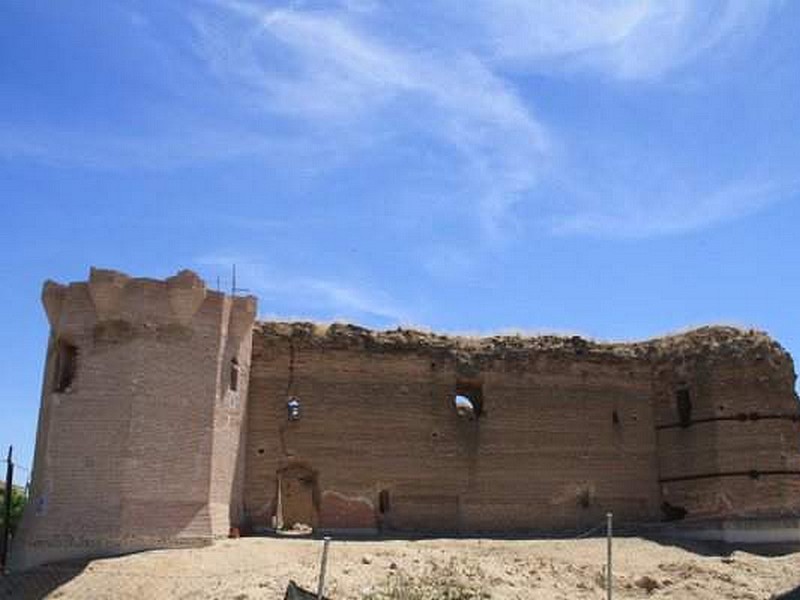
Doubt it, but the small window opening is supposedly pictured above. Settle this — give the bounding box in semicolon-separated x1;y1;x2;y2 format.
612;410;620;425
287;397;301;421
661;501;688;522
577;488;591;509
454;380;484;420
229;358;240;391
676;388;692;428
53;340;77;393
454;395;477;419
379;489;390;514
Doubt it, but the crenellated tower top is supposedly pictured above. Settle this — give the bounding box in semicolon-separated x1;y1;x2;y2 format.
41;267;256;339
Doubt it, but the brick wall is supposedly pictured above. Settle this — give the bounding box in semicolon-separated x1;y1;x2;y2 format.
652;329;800;520
12;269;800;569
243;324;800;534
11;269;255;569
243;324;660;533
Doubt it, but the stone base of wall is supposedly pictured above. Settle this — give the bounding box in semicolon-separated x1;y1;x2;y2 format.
663;517;800;546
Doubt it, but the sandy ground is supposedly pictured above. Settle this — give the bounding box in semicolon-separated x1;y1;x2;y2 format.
3;536;800;599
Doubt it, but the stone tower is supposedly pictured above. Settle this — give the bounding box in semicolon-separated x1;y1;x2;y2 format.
12;268;256;569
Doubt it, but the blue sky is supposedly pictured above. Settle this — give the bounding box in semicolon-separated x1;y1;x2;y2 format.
2;0;800;475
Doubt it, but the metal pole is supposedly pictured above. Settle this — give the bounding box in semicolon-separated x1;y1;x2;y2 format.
606;512;613;600
1;446;14;571
316;536;331;599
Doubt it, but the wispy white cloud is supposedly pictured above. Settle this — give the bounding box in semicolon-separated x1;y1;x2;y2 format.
185;0;784;243
196;254;415;324
551;177;796;238
0;125;276;169
188;0;550;240
471;0;778;81
0;0;787;243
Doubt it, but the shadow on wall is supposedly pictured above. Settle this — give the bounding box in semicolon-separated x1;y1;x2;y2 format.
229;378;249;532
2;538;798;598
0;560;89;600
247;526;800;559
641;534;800;558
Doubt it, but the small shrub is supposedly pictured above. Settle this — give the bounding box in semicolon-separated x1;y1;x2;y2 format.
0;485;27;537
362;558;490;600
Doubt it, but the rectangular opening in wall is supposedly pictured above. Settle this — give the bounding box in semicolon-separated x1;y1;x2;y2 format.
53;340;77;393
230;358;239;391
379;489;390;514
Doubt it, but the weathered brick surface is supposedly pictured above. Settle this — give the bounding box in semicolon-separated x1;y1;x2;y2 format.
12;270;800;569
650;330;800;519
244;323;800;535
12;269;255;569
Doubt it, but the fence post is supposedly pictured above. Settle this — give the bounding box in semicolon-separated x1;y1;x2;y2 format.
1;446;13;572
606;512;613;600
316;536;331;599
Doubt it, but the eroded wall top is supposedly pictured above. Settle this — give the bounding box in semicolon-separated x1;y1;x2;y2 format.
254;321;795;373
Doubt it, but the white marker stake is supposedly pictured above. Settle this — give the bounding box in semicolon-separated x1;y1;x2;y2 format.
606;512;613;600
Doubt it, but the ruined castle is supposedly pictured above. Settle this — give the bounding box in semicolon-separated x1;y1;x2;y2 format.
12;268;800;568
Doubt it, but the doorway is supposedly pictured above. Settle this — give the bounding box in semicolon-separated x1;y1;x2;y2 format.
277;465;319;529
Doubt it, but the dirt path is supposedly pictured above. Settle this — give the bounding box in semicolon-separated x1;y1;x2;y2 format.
4;537;800;599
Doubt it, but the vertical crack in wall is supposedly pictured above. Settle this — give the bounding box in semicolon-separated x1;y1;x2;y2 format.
278;338;296;460
285;338;296;397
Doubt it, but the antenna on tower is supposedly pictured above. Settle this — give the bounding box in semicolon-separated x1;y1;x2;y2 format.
231;264;249;296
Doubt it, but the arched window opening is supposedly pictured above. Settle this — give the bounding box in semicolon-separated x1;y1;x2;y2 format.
454;380;483;420
454;395;477;419
53;340;77;393
229;358;240;392
287;397;301;421
676;388;692;428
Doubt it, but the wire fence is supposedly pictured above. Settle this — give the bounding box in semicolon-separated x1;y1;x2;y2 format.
3;522;798;600
572;520;607;539
1;517;624;600
6;511;796;599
